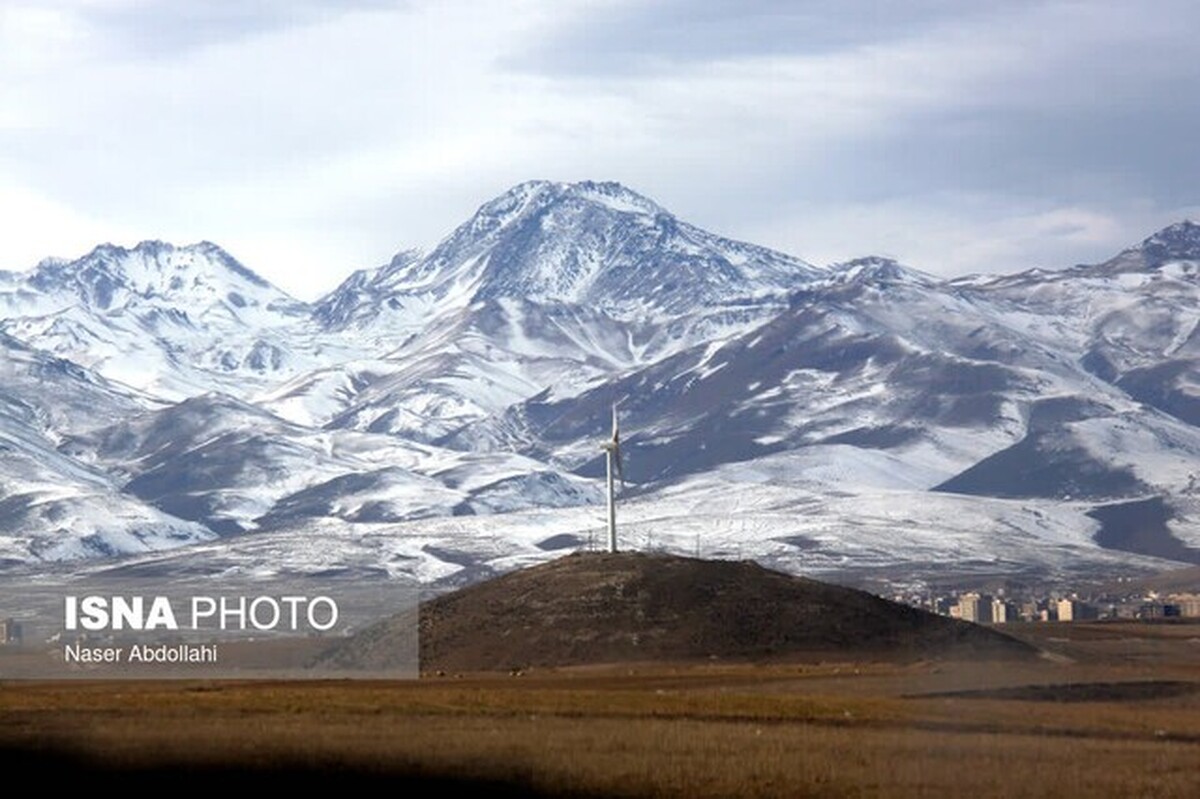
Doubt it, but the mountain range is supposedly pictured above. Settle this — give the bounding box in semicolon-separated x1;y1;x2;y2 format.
2;179;1199;589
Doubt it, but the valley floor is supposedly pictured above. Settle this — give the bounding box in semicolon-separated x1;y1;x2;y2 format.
2;622;1199;796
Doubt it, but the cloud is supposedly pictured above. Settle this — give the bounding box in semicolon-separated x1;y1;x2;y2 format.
504;1;1031;75
70;1;402;59
0;1;1198;297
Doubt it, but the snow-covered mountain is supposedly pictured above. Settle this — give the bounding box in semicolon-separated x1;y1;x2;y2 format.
0;332;212;563
303;180;821;438
315;180;820;330
474;247;1200;501
966;222;1200;430
0;240;321;400
62;391;599;536
2;181;1200;588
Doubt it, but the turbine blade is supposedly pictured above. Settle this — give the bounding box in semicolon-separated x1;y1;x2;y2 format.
615;445;624;487
611;403;619;440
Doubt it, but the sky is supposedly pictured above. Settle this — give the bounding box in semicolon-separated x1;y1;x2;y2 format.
2;0;1199;299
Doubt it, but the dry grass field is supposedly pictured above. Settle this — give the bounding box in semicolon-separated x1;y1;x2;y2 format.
2;622;1199;796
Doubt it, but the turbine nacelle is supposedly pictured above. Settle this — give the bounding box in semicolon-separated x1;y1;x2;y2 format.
599;403;623;484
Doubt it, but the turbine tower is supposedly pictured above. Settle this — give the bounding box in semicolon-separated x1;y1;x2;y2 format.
599;403;623;553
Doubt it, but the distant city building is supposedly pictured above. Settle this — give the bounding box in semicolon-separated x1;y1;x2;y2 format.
957;593;994;624
911;585;1200;624
1057;598;1097;622
1170;594;1200;618
991;599;1018;624
1057;598;1076;622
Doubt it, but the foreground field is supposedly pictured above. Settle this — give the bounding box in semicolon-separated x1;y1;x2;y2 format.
2;623;1199;797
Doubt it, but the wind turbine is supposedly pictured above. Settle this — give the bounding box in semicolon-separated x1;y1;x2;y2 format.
599;403;624;553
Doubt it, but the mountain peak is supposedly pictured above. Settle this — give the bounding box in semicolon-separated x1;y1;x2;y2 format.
468;180;666;233
1086;220;1200;276
313;180;821;334
1137;220;1200;265
86;239;210;260
560;180;666;215
14;239;297;315
445;180;815;311
828;256;936;287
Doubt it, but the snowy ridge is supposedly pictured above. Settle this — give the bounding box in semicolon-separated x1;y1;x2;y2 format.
1;184;1200;587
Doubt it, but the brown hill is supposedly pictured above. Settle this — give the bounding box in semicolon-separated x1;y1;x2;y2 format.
323;552;1036;672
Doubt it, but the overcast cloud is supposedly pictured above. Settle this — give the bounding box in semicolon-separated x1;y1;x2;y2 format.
1;0;1198;298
